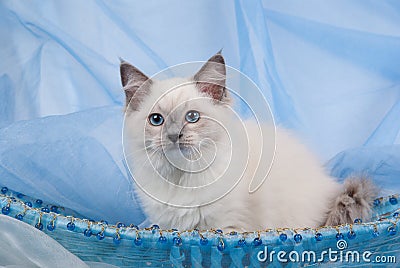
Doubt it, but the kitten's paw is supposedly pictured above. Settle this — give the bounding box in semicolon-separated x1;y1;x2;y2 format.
324;177;378;226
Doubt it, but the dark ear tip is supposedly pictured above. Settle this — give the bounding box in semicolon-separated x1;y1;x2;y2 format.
211;53;225;65
119;57;130;66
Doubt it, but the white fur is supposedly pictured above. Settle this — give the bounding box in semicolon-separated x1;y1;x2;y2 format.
124;77;342;231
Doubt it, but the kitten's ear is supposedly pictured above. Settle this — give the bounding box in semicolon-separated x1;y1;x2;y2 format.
193;51;229;103
120;59;151;110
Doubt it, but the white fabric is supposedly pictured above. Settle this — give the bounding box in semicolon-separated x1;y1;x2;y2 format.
0;215;117;268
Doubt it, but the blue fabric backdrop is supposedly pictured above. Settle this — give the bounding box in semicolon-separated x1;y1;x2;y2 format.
1;0;400;224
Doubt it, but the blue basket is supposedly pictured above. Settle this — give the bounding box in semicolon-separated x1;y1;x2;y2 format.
1;186;399;267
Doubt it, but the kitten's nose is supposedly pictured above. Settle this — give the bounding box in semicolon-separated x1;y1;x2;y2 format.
168;134;183;143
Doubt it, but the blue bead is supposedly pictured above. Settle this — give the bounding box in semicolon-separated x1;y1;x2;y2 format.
17;193;24;198
2;206;10;215
100;220;108;225
67;222;75;231
279;233;287;242
134;237;142;246
25;201;32;207
373;230;380;237
1;187;8;194
113;235;121;245
15;214;24;220
191;230;199;237
336;233;344;240
191;229;199;236
35;223;43;230
315;233;323;241
47;223;55;231
97;232;105;240
253;237;262;246
36;199;43;205
200;237;208;245
173;237;182;246
117;222;126;228
393;212;399;218
84;229;92;237
373;199;380;206
389;197;398;205
238;239;246;247
354;218;362;224
229;231;237;236
171;231;178;236
130;224;139;229
294;234;302;243
347;231;356;239
388;226;397;236
217;240;225;251
158;236;167;243
215;229;223;234
50;206;58;213
171;228;178;231
41;207;50;213
151;225;159;234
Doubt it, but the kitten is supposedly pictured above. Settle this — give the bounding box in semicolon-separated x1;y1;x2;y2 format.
121;52;377;231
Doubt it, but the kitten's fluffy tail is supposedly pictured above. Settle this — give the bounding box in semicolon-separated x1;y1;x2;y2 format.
324;177;379;226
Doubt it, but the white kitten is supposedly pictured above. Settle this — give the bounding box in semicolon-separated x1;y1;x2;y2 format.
121;52;377;231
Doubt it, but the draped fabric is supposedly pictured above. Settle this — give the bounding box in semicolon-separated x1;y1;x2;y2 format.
1;1;399;159
0;1;399;266
0;215;117;267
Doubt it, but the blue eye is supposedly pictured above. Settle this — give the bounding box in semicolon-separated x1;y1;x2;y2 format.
185;110;200;123
148;113;164;126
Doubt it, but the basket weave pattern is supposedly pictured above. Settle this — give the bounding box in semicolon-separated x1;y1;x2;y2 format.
1;187;399;267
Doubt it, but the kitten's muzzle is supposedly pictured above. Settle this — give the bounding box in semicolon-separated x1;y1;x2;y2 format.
168;134;183;143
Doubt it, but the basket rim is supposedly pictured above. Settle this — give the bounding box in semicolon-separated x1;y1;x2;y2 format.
0;186;399;251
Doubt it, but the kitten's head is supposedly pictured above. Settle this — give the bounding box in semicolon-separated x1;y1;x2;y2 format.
122;52;232;177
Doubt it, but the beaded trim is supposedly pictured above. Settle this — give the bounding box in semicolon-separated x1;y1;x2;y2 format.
0;186;399;252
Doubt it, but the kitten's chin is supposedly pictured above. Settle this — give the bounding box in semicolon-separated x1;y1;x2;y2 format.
165;143;196;161
179;143;196;155
160;144;204;172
